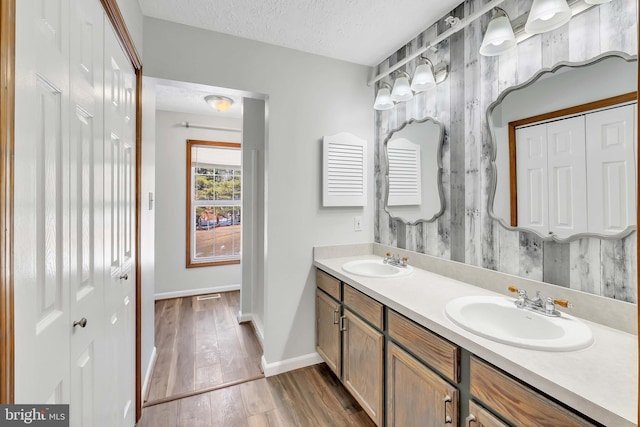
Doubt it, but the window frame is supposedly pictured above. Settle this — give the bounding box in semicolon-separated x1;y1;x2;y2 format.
186;139;242;268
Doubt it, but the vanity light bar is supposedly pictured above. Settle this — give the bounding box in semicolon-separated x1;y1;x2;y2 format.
367;0;598;87
367;0;506;87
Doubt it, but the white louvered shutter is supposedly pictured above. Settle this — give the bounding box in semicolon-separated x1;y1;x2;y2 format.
323;133;368;206
387;138;421;206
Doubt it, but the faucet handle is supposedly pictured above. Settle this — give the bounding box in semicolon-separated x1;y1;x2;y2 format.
507;285;520;294
553;298;572;308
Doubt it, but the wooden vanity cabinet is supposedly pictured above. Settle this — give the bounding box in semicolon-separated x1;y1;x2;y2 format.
316;289;341;377
315;271;384;426
470;356;598;427
387;342;458;426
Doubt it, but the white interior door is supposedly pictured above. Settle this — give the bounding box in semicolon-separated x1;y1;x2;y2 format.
516;124;548;234
68;0;105;425
14;0;71;405
586;104;636;235
546;116;587;239
103;22;136;427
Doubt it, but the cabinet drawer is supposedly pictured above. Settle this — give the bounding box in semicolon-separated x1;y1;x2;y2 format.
343;284;383;330
470;356;597;427
467;400;508;427
387;309;460;383
316;269;340;300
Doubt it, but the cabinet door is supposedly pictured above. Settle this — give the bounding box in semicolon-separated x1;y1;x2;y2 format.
467;400;508;427
342;308;384;426
316;289;341;377
387;342;458;427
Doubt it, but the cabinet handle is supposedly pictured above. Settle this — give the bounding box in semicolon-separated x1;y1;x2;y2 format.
443;395;452;424
339;316;347;332
466;414;477;426
333;308;340;324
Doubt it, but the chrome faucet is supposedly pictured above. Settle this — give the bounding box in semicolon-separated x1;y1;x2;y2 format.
508;286;572;317
383;252;408;267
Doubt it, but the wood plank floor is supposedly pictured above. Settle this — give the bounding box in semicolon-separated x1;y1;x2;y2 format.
146;291;263;403
138;363;376;427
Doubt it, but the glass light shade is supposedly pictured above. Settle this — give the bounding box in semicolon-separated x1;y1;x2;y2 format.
391;76;413;102
525;0;572;34
584;0;612;3
480;14;516;56
411;63;436;92
373;86;394;110
205;95;234;112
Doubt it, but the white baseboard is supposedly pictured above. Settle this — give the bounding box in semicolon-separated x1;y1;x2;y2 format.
142;346;157;401
237;312;264;349
237;311;252;323
154;284;241;300
261;352;323;377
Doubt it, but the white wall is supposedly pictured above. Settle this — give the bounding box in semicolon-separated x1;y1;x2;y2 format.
115;0;143;54
154;110;243;298
140;78;156;392
143;18;374;368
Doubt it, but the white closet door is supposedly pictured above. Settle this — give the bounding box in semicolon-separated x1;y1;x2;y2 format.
546;116;587;239
586;104;636;235
516;125;549;234
68;0;105;425
103;22;136;427
14;0;71;405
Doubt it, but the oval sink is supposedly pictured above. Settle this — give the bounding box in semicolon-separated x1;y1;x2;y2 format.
445;296;593;351
342;259;413;278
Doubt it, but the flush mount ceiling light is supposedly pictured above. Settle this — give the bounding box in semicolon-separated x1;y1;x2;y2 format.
525;0;572;34
373;82;394;110
204;95;234;112
391;71;414;102
480;8;516;56
411;57;436;92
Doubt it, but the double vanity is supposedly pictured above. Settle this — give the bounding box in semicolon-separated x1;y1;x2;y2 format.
313;243;637;427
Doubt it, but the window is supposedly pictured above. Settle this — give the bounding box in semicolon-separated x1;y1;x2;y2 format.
186;140;241;267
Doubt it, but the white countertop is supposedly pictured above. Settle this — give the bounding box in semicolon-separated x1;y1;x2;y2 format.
314;253;638;427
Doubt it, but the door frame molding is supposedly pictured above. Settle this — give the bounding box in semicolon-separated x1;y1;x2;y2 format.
0;0;144;421
0;0;15;405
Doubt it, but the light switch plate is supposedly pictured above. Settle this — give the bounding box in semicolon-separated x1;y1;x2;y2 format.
354;216;363;231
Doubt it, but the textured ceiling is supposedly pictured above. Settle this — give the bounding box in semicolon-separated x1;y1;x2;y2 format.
153;79;243;118
138;0;465;66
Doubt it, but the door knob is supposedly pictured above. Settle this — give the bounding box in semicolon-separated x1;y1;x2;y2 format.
73;317;88;328
119;274;128;280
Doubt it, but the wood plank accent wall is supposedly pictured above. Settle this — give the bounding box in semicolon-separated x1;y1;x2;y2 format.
374;0;638;303
0;0;15;405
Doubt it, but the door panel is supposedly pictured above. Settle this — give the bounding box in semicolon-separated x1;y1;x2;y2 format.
546;117;587;238
515;125;548;233
69;0;104;425
586;104;636;234
14;0;70;404
104;22;136;427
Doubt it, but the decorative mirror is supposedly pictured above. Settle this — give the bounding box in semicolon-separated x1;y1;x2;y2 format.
487;52;638;242
384;117;445;224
